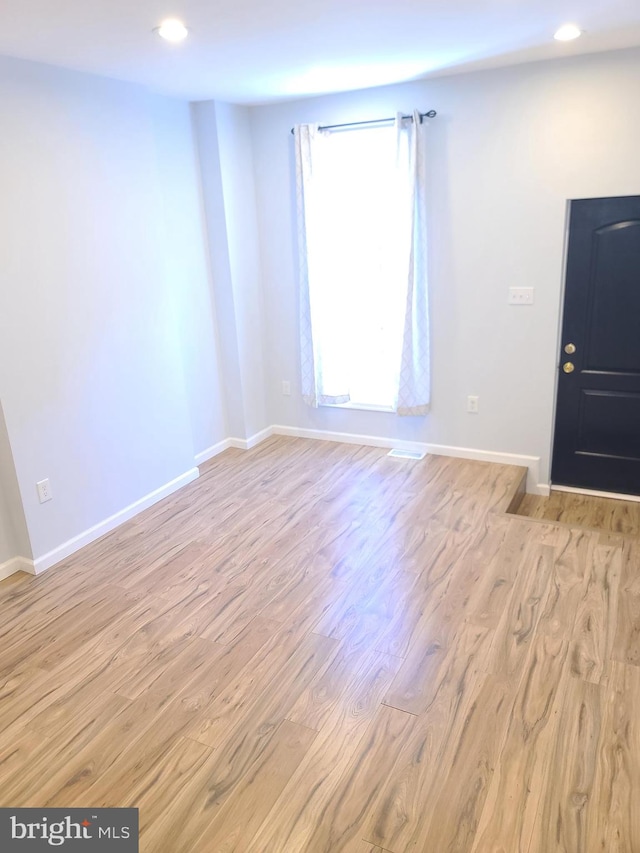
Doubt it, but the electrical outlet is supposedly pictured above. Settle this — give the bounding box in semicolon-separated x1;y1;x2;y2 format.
467;395;479;414
508;287;534;305
282;380;291;396
37;478;52;503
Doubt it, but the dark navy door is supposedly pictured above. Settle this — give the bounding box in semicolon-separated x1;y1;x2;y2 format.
552;196;640;494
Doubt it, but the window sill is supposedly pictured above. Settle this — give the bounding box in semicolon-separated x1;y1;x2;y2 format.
321;401;395;414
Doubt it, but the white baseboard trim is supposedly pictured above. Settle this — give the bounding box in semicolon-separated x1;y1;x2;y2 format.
553;484;640;503
8;427;551;581
32;467;200;575
271;425;427;455
194;428;275;465
271;426;544;494
228;427;274;451
0;555;35;581
424;443;542;494
197;426;549;495
195;439;232;466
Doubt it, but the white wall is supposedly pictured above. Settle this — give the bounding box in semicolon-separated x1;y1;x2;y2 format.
0;403;31;566
3;44;639;574
250;47;640;484
0;490;15;566
193;101;269;440
0;460;18;565
0;56;222;561
192;102;247;439
149;100;229;456
216;102;268;439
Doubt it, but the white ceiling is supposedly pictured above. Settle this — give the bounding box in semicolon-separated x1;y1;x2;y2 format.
1;0;640;104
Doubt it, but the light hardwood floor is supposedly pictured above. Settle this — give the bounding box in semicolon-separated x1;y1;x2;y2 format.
516;488;640;536
1;436;639;851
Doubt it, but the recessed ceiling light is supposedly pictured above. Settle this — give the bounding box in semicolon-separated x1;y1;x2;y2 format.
554;23;582;41
155;18;189;42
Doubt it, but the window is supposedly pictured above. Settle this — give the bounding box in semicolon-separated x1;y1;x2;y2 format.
295;112;430;416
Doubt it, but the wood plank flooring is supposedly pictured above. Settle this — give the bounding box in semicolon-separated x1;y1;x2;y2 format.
1;436;639;851
516;489;640;536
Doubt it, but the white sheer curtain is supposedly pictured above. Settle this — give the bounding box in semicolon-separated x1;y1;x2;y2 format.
397;110;430;415
294;110;430;414
295;123;350;406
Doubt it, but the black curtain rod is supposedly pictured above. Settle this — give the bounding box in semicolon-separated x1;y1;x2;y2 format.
290;110;436;135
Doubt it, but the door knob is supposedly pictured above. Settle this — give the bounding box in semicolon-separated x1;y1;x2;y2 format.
563;362;575;373
564;343;576;354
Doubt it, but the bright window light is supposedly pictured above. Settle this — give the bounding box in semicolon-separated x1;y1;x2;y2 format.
305;125;411;408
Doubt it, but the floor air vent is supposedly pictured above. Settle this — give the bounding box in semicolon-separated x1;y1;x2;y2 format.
387;449;426;460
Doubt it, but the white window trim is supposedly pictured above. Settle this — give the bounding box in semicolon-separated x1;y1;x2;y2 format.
321;401;395;413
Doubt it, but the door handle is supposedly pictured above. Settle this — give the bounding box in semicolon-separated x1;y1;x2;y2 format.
563;362;575;373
